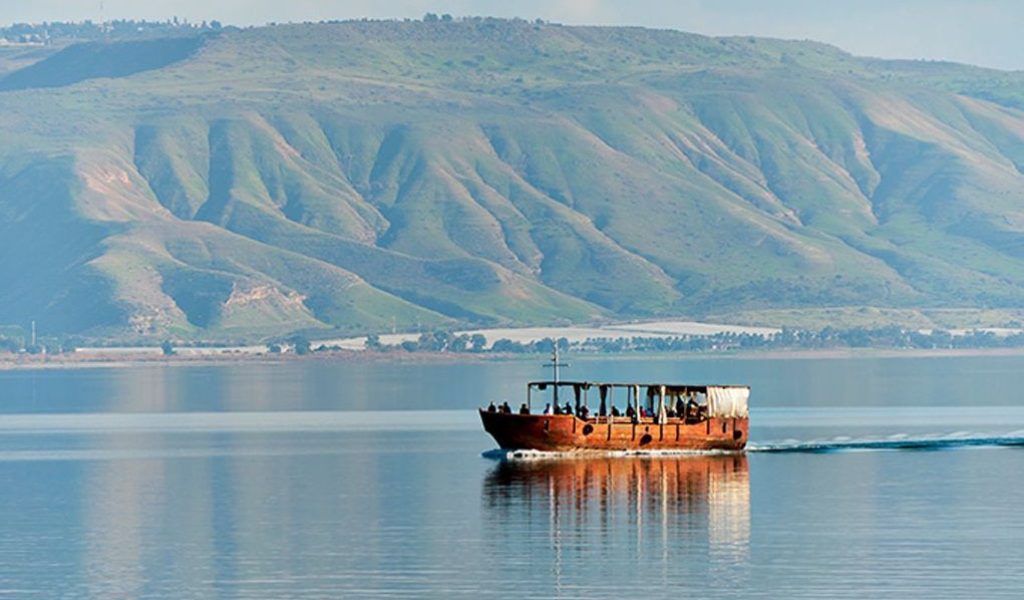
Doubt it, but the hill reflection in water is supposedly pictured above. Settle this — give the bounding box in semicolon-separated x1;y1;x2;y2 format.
482;455;750;586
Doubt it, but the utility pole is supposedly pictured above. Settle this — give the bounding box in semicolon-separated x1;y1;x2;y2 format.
99;2;110;41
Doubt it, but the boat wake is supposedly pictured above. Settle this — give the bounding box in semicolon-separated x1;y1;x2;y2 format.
749;432;1024;453
483;432;1024;460
483;448;747;461
483;446;749;460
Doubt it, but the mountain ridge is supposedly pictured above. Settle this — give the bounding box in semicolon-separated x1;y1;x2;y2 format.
3;19;1024;340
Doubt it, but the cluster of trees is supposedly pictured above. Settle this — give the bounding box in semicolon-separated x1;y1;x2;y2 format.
264;334;313;355
0;19;223;45
575;327;1024;353
492;337;569;353
422;13;455;23
364;331;565;354
359;326;1024;355
0;334;75;355
366;331;489;353
0;15;546;46
769;326;1024;350
576;334;769;353
0;337;22;353
421;14;547;25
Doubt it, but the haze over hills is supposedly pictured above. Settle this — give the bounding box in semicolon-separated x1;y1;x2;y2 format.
3;18;1024;341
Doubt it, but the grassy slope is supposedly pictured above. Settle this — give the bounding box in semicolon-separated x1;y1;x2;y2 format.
3;20;1024;339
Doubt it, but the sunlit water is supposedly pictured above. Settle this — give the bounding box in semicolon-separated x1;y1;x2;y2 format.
0;354;1023;598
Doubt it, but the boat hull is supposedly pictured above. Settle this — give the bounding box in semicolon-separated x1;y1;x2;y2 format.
480;410;747;452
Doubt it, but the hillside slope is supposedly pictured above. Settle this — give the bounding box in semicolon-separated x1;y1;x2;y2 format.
3;19;1024;340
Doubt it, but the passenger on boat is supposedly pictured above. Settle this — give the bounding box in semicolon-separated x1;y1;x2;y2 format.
686;400;701;421
563;402;573;416
544;403;553;415
625;405;635;418
500;401;512;414
639;406;648;419
553;403;562;415
675;397;686;416
487;401;497;413
611;405;621;417
579;405;590;419
519;403;530;415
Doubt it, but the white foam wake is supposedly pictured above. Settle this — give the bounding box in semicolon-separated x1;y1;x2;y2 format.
483;431;1024;460
482;448;741;461
748;432;1024;453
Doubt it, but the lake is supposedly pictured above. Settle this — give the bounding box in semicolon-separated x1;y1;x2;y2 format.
1;354;1023;598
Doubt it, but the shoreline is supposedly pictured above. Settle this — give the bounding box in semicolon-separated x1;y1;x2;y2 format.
3;346;1024;371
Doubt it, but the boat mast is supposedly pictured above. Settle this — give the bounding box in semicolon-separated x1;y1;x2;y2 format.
544;345;569;405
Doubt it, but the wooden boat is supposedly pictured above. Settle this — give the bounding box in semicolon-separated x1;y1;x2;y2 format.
480;350;749;453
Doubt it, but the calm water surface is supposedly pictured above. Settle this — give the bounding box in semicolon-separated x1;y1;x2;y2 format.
1;355;1023;598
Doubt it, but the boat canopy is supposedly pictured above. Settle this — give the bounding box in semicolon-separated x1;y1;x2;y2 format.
526;381;749;418
707;386;749;418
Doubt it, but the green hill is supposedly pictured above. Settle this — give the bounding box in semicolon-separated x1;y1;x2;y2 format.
3;19;1024;341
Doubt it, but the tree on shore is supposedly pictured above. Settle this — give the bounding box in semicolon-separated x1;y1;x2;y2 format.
290;335;311;355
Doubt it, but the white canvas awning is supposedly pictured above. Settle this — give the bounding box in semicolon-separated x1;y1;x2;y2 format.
707;386;749;418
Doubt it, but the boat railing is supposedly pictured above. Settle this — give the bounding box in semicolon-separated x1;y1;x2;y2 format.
525;380;747;420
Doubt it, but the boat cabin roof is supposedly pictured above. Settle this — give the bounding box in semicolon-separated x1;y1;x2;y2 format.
527;380;749;390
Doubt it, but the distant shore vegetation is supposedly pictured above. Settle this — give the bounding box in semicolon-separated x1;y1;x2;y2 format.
357;326;1024;355
3;325;1024;358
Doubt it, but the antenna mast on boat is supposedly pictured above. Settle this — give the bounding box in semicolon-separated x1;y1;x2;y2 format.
544;344;569;403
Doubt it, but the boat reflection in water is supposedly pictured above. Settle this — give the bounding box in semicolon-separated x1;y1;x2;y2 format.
482;455;750;591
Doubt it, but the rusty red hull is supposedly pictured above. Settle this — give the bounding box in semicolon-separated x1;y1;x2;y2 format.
479;410;748;452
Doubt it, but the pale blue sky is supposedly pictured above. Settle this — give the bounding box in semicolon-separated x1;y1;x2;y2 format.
2;0;1022;70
